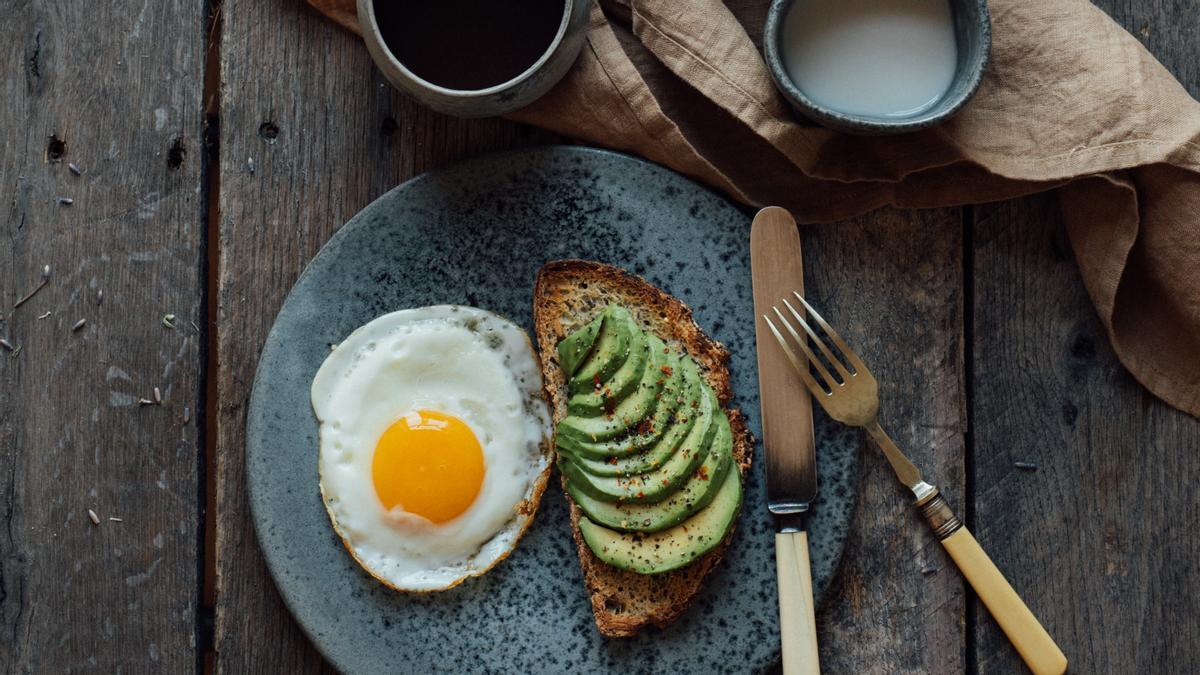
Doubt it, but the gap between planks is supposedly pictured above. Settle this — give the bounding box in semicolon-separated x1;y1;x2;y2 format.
199;0;225;673
962;205;980;675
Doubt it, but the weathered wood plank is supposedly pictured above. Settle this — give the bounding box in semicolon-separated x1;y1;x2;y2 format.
1101;0;1198;99
0;1;207;671
971;2;1200;672
972;193;1200;674
212;1;560;670
810;207;967;674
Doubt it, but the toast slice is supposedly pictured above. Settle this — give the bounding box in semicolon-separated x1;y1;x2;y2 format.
532;260;752;637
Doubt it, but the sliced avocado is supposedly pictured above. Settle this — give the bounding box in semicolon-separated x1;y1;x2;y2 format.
578;466;742;574
561;362;714;465
569;423;732;533
568;306;635;394
559;387;719;504
558;337;680;444
556;341;689;459
562;358;705;477
555;410;668;459
567;326;650;417
557;313;602;378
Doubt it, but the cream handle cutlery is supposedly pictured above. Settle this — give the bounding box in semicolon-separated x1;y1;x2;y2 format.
763;291;1068;675
776;530;820;675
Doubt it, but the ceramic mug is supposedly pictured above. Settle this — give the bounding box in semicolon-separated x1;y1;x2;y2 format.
763;0;992;134
358;0;590;118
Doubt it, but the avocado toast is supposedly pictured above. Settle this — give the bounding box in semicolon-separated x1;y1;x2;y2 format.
533;260;752;637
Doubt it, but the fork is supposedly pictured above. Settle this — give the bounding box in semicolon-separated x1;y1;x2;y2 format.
764;292;1068;675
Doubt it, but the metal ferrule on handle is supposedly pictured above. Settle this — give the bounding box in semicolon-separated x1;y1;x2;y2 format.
775;510;808;534
915;489;963;540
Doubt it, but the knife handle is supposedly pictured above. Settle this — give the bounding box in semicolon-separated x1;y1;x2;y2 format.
918;494;1067;675
776;530;820;675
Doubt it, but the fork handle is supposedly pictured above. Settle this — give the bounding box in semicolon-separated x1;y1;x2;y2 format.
919;495;1068;675
776;530;820;675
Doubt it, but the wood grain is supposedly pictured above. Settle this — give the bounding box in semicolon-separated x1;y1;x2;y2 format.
806;207;967;674
0;1;207;671
971;192;1200;674
212;0;560;671
970;2;1200;672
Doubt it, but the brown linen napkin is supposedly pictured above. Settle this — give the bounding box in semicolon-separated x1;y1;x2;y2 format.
307;0;1200;417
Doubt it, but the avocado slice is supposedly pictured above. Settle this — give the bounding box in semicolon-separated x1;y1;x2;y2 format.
578;466;742;574
556;341;689;459
567;326;650;417
569;419;733;533
559;387;720;504
557;313;602;378
561;358;706;477
558;337;680;444
568;306;635;394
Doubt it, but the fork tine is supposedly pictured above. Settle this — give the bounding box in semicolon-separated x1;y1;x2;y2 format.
771;306;840;392
763;314;826;399
781;297;852;382
792;292;868;374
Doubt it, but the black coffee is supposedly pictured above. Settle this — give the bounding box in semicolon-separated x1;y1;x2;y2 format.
374;0;565;91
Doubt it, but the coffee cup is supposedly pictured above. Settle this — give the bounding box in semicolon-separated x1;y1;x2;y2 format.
358;0;591;118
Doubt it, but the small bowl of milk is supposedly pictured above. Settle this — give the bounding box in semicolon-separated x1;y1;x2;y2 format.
763;0;990;134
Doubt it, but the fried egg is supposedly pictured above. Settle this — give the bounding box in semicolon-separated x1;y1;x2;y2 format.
311;306;552;592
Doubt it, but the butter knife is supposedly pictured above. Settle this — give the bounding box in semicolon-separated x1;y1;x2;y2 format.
751;207;821;675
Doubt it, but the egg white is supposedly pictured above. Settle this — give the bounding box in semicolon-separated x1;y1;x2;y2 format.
311;306;551;592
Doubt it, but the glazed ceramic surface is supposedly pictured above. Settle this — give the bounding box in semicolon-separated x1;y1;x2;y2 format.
357;0;589;118
246;147;859;673
763;0;991;133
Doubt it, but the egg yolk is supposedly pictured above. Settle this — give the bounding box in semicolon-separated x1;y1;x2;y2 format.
371;410;485;524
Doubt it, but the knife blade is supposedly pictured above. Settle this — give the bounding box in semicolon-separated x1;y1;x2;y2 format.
751;206;821;675
751;207;818;518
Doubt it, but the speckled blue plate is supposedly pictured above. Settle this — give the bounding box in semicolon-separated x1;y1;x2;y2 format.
246;146;859;674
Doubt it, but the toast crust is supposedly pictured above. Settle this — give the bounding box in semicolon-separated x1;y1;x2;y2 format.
532;260;752;637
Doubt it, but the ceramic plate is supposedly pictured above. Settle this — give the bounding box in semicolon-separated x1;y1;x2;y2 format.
246;146;859;673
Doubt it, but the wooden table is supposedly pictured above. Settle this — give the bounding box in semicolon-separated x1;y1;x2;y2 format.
2;1;1197;672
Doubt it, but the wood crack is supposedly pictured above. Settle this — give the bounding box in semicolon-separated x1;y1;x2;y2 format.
24;22;44;95
0;441;25;664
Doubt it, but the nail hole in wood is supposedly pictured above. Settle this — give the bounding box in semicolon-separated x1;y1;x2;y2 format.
168;137;186;169
1061;402;1079;426
47;135;66;162
1070;334;1096;361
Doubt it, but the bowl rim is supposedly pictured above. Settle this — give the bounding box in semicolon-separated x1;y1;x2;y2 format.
357;0;574;98
763;0;992;133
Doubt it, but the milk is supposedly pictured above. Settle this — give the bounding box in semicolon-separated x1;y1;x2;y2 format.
781;0;959;118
